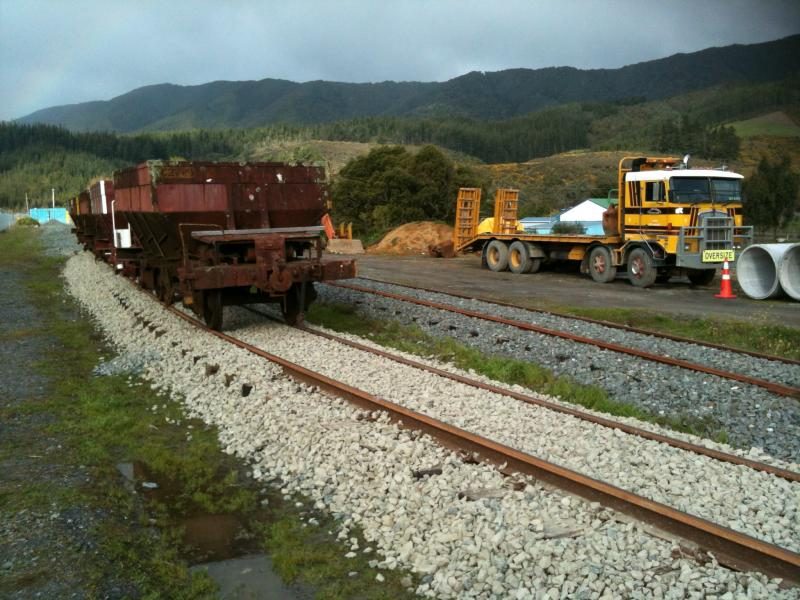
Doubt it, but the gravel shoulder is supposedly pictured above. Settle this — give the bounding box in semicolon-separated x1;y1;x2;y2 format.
0;230;114;597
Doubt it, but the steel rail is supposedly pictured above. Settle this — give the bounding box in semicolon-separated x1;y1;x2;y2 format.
161;304;800;585
330;282;800;400
356;276;800;367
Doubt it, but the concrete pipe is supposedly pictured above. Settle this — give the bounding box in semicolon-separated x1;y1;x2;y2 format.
736;243;793;300
778;242;800;301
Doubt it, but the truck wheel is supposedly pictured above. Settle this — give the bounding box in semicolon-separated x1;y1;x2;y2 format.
627;248;657;288
525;244;543;273
687;268;716;286
508;241;532;274
485;240;509;272
588;246;616;283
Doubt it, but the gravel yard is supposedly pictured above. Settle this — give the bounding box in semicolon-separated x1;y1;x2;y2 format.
318;281;800;462
63;250;800;599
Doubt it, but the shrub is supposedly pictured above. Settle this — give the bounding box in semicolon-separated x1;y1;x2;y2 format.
15;216;40;227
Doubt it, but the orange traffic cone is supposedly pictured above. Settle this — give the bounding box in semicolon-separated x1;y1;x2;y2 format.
714;260;737;299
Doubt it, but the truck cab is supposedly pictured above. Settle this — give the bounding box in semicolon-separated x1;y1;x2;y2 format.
617;156;752;284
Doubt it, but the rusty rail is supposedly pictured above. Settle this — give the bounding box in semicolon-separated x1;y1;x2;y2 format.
330;282;800;400
356;276;800;367
161;304;800;584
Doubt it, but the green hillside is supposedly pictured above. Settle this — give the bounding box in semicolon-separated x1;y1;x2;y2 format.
729;111;800;137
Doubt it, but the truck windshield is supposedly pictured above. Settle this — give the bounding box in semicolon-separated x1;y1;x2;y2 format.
670;177;742;204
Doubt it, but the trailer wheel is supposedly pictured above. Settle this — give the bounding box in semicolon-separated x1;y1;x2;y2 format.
485;240;509;272
687;268;716;286
508;241;532;274
588;246;616;283
203;290;224;331
627;248;657;288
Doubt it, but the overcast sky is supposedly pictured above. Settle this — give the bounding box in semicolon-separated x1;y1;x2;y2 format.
1;0;799;122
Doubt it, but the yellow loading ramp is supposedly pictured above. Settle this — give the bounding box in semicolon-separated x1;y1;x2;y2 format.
454;188;521;251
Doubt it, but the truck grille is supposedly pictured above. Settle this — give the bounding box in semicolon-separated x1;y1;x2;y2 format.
677;211;753;268
703;216;733;250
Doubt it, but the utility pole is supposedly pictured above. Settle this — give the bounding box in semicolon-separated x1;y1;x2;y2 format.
25;193;29;213
52;188;55;209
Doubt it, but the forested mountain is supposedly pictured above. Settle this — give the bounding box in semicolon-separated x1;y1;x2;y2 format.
16;35;800;133
3;71;797;211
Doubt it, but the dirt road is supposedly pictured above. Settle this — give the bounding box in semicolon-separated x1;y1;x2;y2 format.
348;253;800;329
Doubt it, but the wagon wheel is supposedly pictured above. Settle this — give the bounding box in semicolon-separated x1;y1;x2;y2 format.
508;241;532;274
203;290;224;331
156;268;176;305
282;282;316;326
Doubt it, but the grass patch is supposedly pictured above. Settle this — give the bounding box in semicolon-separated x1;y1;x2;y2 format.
307;302;728;439
263;511;413;600
729;111;800;138
561;306;800;361
0;482;82;513
0;328;39;342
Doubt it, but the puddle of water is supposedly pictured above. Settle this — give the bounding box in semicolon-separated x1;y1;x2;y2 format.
183;513;255;563
116;460;313;599
116;461;257;561
191;554;314;600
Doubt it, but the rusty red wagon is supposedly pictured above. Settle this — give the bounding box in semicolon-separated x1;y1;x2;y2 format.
113;160;356;329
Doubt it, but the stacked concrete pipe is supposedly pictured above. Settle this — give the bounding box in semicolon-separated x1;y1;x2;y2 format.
736;243;799;300
779;242;800;301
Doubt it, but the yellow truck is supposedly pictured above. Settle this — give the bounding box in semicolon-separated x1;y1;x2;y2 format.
453;156;753;287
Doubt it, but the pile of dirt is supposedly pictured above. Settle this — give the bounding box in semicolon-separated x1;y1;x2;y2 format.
368;222;454;256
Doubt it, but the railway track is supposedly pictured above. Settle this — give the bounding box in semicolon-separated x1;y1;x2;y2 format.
66;251;800;591
329;281;800;400
294;314;799;483
164;304;800;585
356;276;800;368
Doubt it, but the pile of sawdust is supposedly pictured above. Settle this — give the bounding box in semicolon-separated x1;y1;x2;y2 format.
368;222;454;255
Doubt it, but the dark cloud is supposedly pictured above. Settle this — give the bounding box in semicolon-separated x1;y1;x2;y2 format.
2;0;799;121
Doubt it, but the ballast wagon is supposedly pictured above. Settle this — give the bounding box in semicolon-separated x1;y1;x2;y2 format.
112;160;356;329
